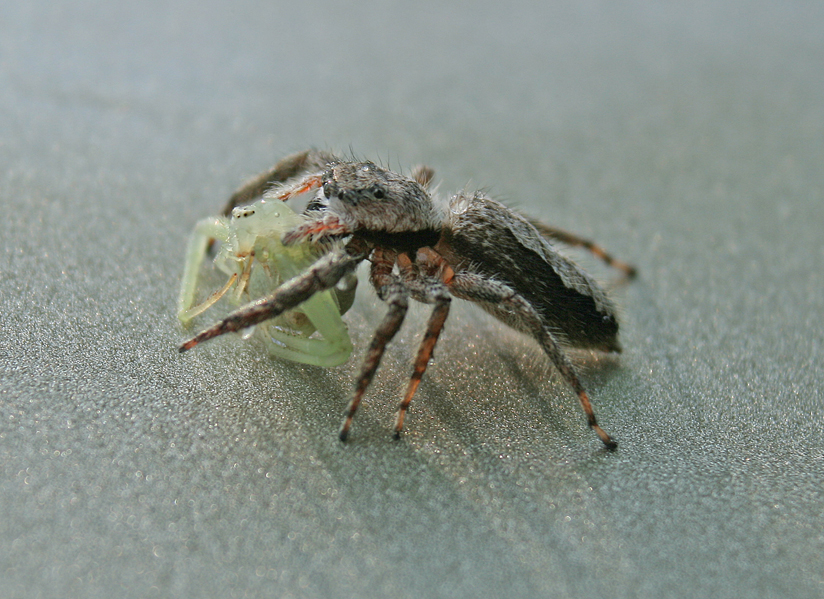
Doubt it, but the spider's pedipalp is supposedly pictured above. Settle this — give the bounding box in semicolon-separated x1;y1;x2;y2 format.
281;214;351;246
447;271;617;449
269;173;324;203
179;242;366;353
222;149;336;215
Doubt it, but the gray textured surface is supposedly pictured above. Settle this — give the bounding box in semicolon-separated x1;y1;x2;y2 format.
2;1;823;598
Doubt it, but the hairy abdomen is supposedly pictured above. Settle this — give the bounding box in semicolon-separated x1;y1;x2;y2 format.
439;194;621;352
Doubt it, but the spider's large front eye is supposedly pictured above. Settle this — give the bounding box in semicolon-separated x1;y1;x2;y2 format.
323;181;337;199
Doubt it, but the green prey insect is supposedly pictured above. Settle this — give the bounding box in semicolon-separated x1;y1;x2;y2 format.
177;196;356;367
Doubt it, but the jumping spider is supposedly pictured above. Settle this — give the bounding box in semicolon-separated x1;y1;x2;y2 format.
179;150;636;448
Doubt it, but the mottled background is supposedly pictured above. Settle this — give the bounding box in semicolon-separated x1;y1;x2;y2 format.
1;1;823;597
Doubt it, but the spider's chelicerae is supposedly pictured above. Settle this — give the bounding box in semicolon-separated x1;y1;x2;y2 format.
179;150;636;448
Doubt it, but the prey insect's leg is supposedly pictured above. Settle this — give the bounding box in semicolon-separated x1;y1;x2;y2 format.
340;249;408;441
221;149;338;215
449;272;617;449
179;243;366;352
528;220;637;278
178;216;232;323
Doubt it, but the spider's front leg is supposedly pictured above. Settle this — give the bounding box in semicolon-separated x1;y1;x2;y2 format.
448;271;617;449
177;216;233;323
391;249;453;438
339;248;409;441
179;240;367;352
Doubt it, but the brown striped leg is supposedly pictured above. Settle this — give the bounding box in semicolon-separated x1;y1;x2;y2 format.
339;249;408;441
393;279;451;438
528;220;637;279
448;271;617;449
179;243;366;352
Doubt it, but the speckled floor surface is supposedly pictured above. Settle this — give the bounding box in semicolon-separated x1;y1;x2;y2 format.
1;1;823;597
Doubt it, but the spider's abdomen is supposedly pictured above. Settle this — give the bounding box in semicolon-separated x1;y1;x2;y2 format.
440;193;621;352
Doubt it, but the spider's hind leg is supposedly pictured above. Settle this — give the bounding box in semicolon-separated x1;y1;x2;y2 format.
528;219;637;279
448;271;617;449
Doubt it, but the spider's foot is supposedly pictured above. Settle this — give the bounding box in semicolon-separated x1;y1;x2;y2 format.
178;337;200;353
339;416;355;442
592;425;618;450
179;323;227;352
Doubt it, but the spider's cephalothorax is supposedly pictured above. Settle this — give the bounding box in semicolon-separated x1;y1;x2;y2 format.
180;150;636;449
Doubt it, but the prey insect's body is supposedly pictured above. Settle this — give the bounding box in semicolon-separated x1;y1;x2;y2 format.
179;150;636;448
177;194;356;366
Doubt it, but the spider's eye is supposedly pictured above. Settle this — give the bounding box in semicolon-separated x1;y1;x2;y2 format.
372;187;385;199
323;181;337;198
231;207;255;219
